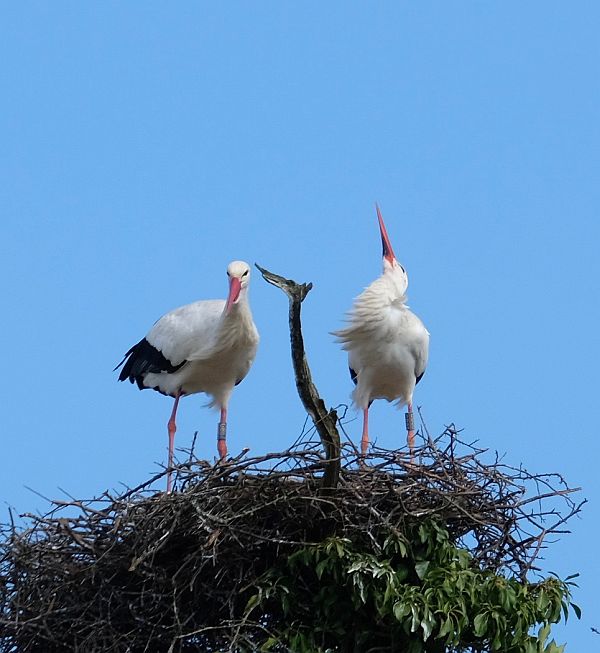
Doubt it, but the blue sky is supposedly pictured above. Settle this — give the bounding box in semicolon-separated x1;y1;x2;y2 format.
1;3;598;648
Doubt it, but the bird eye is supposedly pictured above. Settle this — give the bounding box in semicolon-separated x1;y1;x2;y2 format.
242;270;249;277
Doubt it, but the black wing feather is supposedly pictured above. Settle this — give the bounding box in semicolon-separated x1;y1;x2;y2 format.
349;367;358;385
115;338;186;389
348;367;373;407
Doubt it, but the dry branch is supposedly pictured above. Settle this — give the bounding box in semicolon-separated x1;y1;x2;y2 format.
255;263;341;489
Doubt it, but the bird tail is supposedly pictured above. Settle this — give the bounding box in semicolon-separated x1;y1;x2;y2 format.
114;340;147;387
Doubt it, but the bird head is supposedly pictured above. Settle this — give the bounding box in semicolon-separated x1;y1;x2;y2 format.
225;260;251;313
376;204;409;291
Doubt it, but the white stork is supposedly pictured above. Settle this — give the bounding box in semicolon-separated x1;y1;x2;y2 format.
115;260;259;492
333;206;429;456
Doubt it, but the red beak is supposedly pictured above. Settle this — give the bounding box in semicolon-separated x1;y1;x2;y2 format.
376;203;396;263
225;277;242;313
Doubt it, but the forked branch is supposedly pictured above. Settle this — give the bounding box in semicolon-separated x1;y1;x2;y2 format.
255;263;340;489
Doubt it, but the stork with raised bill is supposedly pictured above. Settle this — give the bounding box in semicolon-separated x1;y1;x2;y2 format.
333;206;429;457
115;260;259;492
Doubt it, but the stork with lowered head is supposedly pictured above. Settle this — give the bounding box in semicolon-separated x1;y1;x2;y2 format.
116;260;259;492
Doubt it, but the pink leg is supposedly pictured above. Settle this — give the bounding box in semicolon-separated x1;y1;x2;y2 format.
406;402;415;454
361;407;370;457
217;407;228;460
166;390;182;493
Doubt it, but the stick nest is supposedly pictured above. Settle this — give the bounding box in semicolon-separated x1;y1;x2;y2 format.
0;427;582;652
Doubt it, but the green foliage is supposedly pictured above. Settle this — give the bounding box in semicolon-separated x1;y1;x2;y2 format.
245;521;579;653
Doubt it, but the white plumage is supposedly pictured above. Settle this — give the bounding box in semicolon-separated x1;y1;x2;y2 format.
141;298;258;405
116;260;259;491
333;206;429;456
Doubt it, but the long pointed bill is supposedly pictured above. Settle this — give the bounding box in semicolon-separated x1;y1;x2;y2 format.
376;204;396;264
225;277;242;313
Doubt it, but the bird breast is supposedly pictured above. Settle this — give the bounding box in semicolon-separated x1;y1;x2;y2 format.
179;306;259;396
143;300;259;402
345;306;428;370
335;289;429;408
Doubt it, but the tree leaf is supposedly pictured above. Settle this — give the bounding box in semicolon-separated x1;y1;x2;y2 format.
538;623;551;645
537;591;550;612
415;561;430;580
421;615;434;640
473;612;488;637
244;593;260;615
525;639;538;653
437;616;452;639
411;605;421;632
260;636;279;651
315;558;328;580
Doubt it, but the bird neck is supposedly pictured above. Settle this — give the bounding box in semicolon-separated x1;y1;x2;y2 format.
369;273;408;306
350;277;407;321
219;292;255;339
